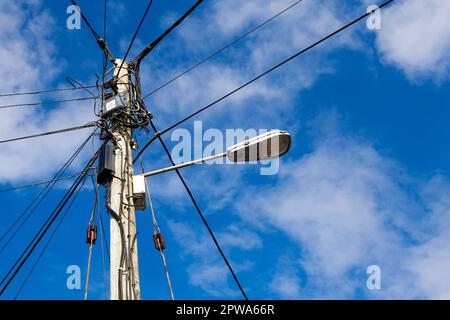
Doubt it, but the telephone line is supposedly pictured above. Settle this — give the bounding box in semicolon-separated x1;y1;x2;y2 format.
0;85;97;98
13;174;88;299
0;122;97;145
0;171;91;193
0;147;100;296
0;96;97;110
69;0;115;62
0;131;97;254
149;119;248;300
134;0;205;65
142;0;305;100
159;0;394;136
117;0;154;74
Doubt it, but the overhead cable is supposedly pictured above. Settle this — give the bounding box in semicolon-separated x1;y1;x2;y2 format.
0;96;97;110
0;146;100;296
134;0;205;65
159;0;395;136
117;0;154;74
0;171;91;193
13;174;89;299
0;85;97;98
142;0;305;100
0;130;97;253
0;122;98;145
149;119;248;300
69;0;116;62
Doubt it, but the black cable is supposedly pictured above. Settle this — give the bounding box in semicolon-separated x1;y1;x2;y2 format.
65;78;98;98
98;0;108;118
142;0;306;100
0;122;97;145
0;148;100;296
0;130;96;252
0;96;97;110
99;0;111;265
117;0;154;74
69;0;100;39
149;119;249;300
159;0;395;136
0;85;97;98
13;174;88;300
0;171;89;193
69;0;115;62
134;0;205;65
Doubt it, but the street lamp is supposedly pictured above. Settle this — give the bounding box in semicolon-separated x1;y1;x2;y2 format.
140;130;291;177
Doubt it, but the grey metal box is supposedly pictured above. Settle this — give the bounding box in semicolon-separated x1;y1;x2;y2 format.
97;144;115;185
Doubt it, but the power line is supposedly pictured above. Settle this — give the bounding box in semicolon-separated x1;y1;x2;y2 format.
0;96;97;110
13;174;88;299
0;131;97;254
98;0;109;119
0;147;100;296
158;0;395;136
69;0;100;40
0;85;97;98
65;78;98;98
117;0;154;74
134;0;205;65
69;0;115;62
0;122;98;145
133;2;395;298
0;171;90;193
142;0;306;100
97;2;111;300
148;119;248;300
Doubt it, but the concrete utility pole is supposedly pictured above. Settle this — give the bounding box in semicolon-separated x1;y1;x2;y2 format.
109;59;141;300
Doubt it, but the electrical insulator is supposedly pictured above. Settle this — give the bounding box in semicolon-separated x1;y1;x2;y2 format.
153;232;166;251
86;225;98;245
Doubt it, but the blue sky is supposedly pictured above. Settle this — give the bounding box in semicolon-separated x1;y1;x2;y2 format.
1;0;450;300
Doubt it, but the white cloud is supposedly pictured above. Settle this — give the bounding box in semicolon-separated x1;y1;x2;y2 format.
143;0;357;128
270;272;301;299
3;0;450;300
400;177;450;299
236;132;405;297
231;111;450;299
375;0;450;81
269;256;302;299
0;1;97;184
